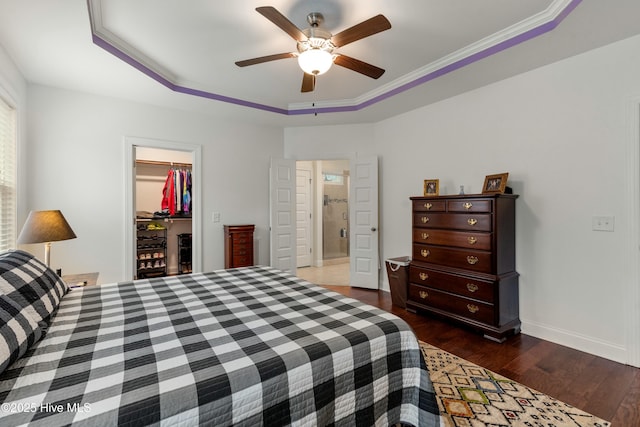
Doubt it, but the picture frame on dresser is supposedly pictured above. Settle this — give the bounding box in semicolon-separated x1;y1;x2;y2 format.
482;172;509;194
423;179;439;196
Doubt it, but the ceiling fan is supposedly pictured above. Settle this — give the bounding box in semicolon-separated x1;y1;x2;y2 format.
235;6;391;93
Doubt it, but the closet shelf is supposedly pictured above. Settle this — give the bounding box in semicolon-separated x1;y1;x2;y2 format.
136;159;192;168
136;216;192;222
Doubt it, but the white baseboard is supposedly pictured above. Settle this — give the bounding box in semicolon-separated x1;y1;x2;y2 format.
522;319;628;365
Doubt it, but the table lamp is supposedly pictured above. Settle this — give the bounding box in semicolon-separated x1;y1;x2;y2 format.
17;210;77;267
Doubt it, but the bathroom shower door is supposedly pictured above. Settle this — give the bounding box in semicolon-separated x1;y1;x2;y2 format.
322;171;349;260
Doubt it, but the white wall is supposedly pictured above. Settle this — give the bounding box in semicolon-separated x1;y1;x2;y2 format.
285;35;640;364
24;85;284;283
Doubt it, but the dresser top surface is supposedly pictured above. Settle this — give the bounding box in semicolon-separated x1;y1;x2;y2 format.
223;224;255;229
410;193;518;201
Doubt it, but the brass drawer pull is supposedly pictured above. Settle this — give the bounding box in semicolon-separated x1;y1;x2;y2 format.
467;218;478;226
419;291;429;299
466;283;478;292
467;236;477;245
466;256;479;265
463;202;473;210
421;232;429;240
467;304;479;313
421;216;430;224
421;249;430;258
424;203;433;210
419;272;429;281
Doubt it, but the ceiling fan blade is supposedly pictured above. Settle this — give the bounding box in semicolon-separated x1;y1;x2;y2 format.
332;14;391;47
301;73;316;93
256;6;307;42
235;52;296;67
334;55;385;79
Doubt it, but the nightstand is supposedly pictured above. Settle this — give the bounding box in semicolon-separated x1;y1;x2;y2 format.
62;272;99;288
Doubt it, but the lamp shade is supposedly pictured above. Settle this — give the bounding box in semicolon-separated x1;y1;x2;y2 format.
17;210;77;244
298;49;333;76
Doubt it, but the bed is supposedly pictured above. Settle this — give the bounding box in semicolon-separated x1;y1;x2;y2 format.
0;250;440;426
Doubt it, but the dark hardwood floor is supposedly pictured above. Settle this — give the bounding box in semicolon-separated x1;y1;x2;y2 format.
322;285;640;426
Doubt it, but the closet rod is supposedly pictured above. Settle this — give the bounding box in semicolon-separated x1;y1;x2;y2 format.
136;159;192;168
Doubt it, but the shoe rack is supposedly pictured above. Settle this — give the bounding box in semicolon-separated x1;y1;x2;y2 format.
177;233;192;274
136;221;167;279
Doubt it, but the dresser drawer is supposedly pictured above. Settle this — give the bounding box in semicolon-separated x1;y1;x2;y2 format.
231;254;251;266
412;244;493;273
412;228;491;250
413;213;492;231
413;199;446;212
232;233;253;245
408;283;495;324
233;246;251;256
409;265;494;302
447;199;492;213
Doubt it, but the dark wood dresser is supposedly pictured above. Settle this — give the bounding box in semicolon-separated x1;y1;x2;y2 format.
224;224;255;268
408;194;520;342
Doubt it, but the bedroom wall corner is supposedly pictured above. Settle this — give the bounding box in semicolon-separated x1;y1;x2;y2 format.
285;34;640;364
24;84;284;283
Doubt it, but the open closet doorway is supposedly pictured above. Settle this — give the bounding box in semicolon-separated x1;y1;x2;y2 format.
135;148;192;279
295;160;350;286
124;137;202;280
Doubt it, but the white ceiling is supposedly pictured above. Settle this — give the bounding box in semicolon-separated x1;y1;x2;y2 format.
1;0;640;127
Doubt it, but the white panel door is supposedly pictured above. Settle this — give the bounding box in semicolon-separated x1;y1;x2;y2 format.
296;168;312;267
270;158;296;272
349;156;379;289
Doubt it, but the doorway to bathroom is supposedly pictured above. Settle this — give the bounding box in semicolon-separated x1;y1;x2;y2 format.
295;159;350;286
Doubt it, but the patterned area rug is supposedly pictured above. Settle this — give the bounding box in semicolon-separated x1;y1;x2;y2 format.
420;342;611;427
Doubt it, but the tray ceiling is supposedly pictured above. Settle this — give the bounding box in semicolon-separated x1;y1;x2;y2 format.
1;0;640;125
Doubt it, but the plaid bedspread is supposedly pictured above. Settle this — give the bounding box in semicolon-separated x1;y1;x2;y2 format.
0;266;439;426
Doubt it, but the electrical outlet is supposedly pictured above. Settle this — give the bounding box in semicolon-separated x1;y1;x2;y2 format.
592;216;614;232
213;212;221;223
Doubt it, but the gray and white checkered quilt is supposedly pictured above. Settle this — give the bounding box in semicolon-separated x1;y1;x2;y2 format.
0;266;440;426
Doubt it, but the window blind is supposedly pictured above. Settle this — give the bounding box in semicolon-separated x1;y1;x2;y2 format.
0;95;16;252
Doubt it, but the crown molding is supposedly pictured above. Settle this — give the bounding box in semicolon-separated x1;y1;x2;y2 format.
289;0;580;113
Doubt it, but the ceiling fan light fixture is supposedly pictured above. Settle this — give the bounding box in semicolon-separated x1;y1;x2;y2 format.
297;48;333;75
236;7;390;93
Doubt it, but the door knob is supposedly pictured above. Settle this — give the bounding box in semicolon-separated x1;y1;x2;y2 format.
371;227;377;232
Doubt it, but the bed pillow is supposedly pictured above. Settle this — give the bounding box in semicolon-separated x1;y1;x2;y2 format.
0;249;68;325
0;294;43;375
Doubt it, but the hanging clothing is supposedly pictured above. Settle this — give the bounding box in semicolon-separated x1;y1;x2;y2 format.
161;169;176;215
183;170;191;214
160;166;192;217
175;168;181;213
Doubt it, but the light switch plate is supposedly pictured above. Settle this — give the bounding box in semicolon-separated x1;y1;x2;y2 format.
592;216;614;232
